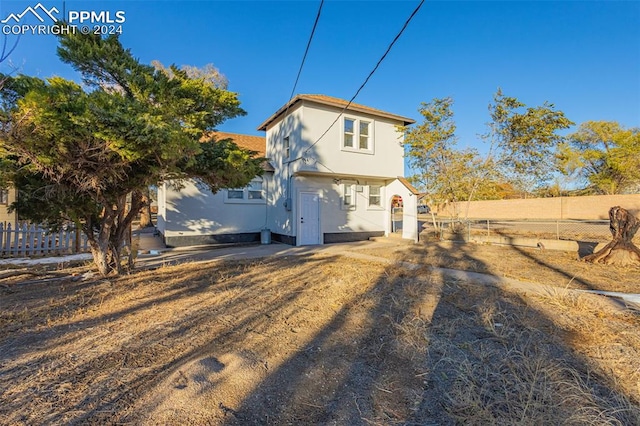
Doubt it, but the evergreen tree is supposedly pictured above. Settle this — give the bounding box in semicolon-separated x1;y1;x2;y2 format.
0;32;263;275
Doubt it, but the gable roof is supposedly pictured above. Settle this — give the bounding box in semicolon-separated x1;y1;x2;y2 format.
208;131;267;156
397;176;420;196
257;94;415;131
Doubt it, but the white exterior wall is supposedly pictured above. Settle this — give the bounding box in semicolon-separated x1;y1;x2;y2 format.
156;182;167;234
262;100;409;242
263;105;305;239
157;99;413;246
386;179;418;242
293;102;405;178
289;175;389;238
160;179;268;238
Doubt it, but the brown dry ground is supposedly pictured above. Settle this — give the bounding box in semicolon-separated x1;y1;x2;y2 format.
1;241;639;425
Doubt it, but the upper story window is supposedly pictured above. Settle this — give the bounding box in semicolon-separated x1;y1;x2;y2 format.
284;136;290;159
344;119;355;148
0;189;8;205
343;117;373;153
359;120;371;149
224;177;266;204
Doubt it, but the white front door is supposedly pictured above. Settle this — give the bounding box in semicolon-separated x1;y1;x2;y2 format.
298;192;320;245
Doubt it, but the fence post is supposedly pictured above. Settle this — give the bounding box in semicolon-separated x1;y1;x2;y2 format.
64;229;71;254
486;219;490;242
556;220;560;240
5;223;11;254
43;231;50;256
392;207;396;233
57;229;64;254
28;225;42;256
13;223;19;256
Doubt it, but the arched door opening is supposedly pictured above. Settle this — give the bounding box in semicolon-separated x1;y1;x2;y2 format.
390;194;404;234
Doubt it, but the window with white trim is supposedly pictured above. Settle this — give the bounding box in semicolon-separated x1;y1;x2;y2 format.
0;189;8;205
284;136;290;159
248;179;263;200
344;119;355;148
343;117;373;152
359;120;371;149
341;183;355;210
368;185;381;207
224;177;265;203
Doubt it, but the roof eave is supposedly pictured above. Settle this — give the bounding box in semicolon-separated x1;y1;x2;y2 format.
257;95;304;131
257;95;415;131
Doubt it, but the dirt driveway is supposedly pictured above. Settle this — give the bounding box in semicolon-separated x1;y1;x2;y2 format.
1;241;639;425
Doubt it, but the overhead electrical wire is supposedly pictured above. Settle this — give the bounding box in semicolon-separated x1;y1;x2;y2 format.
279;0;324;126
268;0;324;224
288;0;324;102
290;0;425;164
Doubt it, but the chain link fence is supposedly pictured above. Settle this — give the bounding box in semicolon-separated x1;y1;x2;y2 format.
423;218;639;245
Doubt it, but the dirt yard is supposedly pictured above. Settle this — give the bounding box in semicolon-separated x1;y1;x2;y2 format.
1;241;639;425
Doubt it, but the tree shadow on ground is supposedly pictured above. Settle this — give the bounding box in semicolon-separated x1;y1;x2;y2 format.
1;246;638;425
0;254;347;424
219;243;639;425
490;231;637;307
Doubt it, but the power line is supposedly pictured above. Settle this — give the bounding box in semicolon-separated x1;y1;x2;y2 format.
277;0;324;205
280;0;324;127
288;0;324;102
292;0;425;163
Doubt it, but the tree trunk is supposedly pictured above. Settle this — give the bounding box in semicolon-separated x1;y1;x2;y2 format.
138;188;154;228
85;193;143;276
583;206;640;266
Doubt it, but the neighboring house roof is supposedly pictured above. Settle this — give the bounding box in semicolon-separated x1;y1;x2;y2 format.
207;131;274;172
397;176;420;196
257;94;415;131
208;131;267;157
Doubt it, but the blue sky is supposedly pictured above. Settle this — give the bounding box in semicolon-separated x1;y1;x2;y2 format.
2;0;639;161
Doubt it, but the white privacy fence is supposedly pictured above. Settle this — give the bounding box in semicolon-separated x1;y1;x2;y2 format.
0;223;90;257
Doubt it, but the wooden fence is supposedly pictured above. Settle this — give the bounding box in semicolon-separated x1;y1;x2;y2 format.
0;223;90;257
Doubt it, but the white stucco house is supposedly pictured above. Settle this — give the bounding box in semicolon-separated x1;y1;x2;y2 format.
157;94;419;247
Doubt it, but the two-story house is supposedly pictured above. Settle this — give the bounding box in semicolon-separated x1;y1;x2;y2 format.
157;94;418;247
